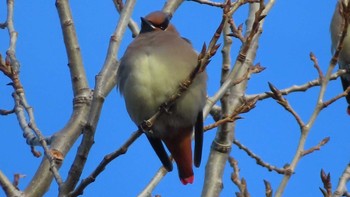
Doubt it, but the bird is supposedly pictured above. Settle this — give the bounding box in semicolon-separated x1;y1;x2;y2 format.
331;1;350;115
117;11;207;185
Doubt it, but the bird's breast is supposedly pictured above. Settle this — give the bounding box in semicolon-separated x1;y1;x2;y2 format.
118;32;207;138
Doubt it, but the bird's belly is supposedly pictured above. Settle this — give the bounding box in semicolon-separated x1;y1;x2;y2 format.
123;67;205;138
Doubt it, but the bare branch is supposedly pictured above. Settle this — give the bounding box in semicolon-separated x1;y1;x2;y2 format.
28;123;63;187
228;157;251;197
227;20;245;43
25;0;93;195
301;137;330;157
203;0;269;117
323;86;350;108
188;0;226;7
204;97;258;131
334;162;350;197
233;139;287;174
70;130;142;196
231;64;265;86
246;69;347;101
209;104;222;122
0;0;53;150
112;0;139;37
275;2;350;196
203;0;273;196
310;52;324;79
188;0;260;8
137;166;170;197
0;108;15;115
0;170;22;197
266;82;305;127
61;0;137;194
163;0;185;14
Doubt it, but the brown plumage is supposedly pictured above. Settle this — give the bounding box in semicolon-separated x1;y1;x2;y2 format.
117;11;207;184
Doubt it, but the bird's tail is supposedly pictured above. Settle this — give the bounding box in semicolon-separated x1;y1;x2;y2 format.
163;129;194;185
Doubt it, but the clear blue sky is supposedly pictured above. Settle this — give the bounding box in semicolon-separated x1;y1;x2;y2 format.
0;1;348;197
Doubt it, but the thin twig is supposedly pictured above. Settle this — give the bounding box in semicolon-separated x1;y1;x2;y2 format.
227;19;245;43
319;169;332;197
203;1;271;196
275;2;350;196
233;139;287;174
30;146;41;158
61;0;136;194
266;82;305;127
301;137;330;157
204;97;258;131
228;157;250;197
264;179;273;197
112;0;139;37
310;52;324;79
0;22;7;29
188;0;226;7
28;123;63;187
70;130;142;196
232;64;265;86
203;0;268;116
12;174;26;188
246;69;347;101
188;0;260;8
0;170;22;197
323;86;350;108
0;108;15;115
0;0;54;152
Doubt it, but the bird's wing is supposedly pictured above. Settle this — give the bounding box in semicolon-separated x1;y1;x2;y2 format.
194;111;203;168
144;132;173;172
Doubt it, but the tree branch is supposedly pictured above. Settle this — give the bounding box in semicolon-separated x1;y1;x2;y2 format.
0;170;22;197
202;0;272;195
113;0;139;37
70;130;142;196
301;137;330;157
246;69;347;101
25;0;92;195
267;82;305;127
274;2;350;196
228;156;251;197
334;162;350;197
137;166;170;197
62;0;136;195
233;139;287;174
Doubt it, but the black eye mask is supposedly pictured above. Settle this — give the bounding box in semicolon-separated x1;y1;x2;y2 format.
140;16;170;33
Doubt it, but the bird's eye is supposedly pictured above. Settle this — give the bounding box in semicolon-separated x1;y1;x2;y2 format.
155;19;169;31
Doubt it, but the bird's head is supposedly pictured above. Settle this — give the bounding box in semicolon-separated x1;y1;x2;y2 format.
140;11;178;34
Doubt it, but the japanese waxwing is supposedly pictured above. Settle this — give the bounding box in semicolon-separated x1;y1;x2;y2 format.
331;0;350;114
117;11;207;184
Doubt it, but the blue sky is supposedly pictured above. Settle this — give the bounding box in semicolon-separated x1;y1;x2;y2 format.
0;1;348;197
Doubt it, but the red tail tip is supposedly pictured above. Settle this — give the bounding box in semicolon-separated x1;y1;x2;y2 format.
180;175;194;185
347;106;350;115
